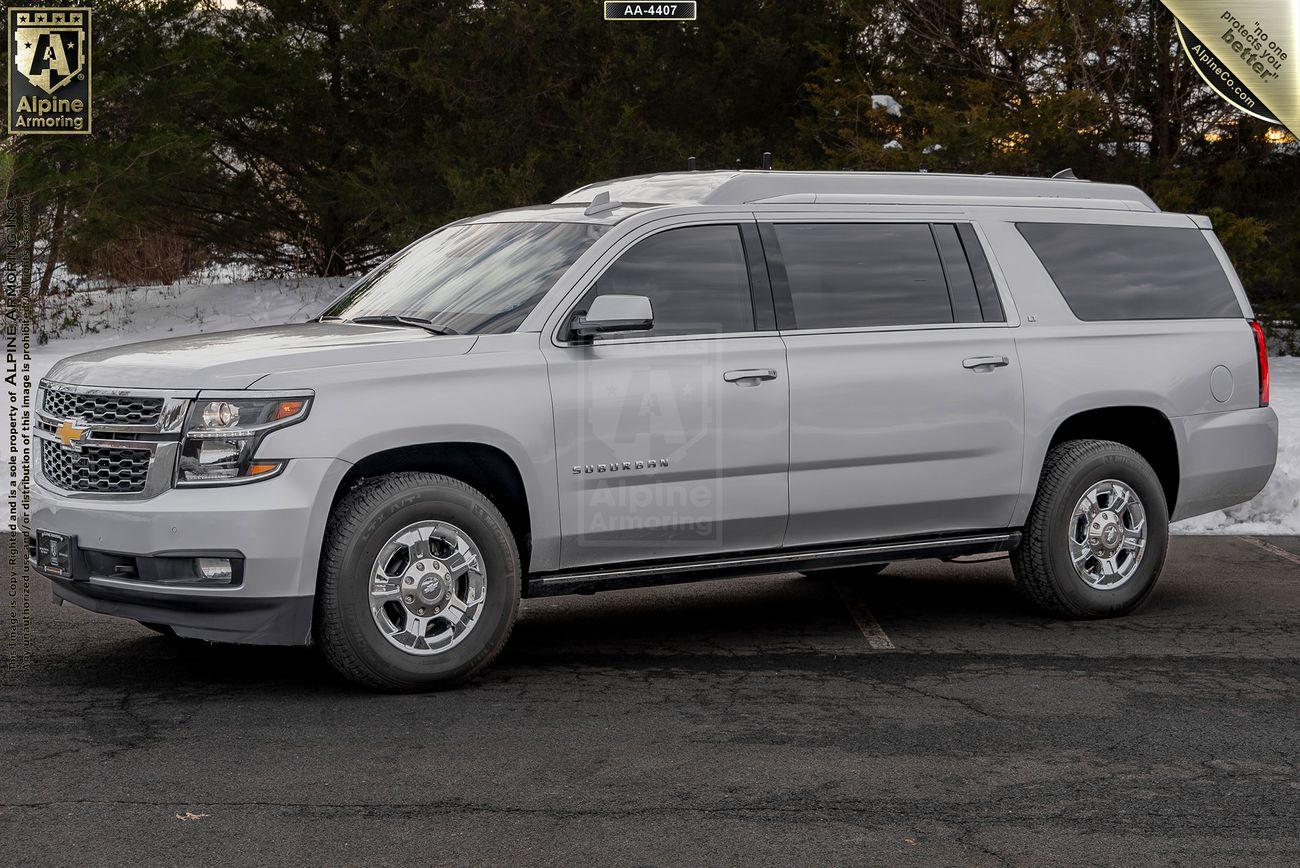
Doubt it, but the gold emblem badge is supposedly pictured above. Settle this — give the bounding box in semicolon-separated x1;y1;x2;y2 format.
55;419;89;449
8;7;92;135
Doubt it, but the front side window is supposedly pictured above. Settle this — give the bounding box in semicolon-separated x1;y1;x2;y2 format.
324;221;606;334
576;224;756;338
1016;222;1242;321
773;223;954;329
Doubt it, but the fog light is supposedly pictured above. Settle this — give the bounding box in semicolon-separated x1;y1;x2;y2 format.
195;557;233;582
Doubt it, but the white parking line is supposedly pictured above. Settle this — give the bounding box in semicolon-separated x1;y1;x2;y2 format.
1240;536;1300;567
833;579;896;650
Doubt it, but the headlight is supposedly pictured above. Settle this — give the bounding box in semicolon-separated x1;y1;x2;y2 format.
177;394;311;485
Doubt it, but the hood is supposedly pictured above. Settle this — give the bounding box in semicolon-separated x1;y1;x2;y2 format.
46;322;478;390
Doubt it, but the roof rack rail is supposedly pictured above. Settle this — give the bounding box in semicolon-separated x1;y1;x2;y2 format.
556;170;1158;211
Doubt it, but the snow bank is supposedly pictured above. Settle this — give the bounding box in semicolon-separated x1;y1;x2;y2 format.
1172;355;1299;536
24;277;351;387
3;278;350;505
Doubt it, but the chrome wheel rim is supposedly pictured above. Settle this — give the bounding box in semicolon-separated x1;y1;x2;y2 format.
1068;479;1147;590
369;520;487;655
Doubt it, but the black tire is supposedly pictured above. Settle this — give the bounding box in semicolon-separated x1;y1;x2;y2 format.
314;472;521;692
137;621;177;637
1011;439;1169;619
801;562;889;579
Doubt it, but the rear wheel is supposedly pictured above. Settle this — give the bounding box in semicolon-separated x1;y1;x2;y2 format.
1012;439;1168;618
315;472;521;691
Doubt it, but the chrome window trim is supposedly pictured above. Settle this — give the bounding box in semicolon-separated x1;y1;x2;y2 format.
553;329;782;348
543;211;762;348
777;321;1015;337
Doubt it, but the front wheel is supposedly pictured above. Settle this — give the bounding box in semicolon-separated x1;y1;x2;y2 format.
314;472;521;691
1011;439;1169;619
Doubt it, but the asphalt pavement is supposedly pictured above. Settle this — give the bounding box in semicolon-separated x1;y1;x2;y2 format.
2;535;1298;866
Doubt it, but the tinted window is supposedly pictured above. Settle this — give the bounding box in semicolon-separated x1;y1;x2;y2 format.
324;221;606;334
1016;223;1242;321
931;224;983;323
773;223;954;329
957;223;1005;322
580;225;755;338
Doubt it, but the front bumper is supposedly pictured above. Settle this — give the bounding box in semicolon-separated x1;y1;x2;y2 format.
30;457;350;645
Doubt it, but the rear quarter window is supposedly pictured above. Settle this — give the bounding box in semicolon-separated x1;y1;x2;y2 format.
1016;222;1243;321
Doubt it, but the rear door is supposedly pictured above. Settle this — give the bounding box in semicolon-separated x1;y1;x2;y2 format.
544;220;790;568
761;215;1026;547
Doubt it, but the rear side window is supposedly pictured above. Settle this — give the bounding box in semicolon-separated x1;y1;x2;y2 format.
957;224;1005;322
577;224;756;338
773;223;953;329
1016;223;1242;321
931;224;983;323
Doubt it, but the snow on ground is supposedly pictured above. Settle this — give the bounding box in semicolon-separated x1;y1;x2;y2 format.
23;277;350;389
1172;355;1300;536
3;279;1296;535
3;278;349;514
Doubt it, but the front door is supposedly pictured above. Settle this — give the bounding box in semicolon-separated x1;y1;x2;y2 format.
545;223;789;568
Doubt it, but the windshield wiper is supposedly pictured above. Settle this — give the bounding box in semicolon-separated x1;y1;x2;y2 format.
346;315;460;336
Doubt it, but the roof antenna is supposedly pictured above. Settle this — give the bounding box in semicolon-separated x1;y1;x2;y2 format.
761;151;773;170
584;190;621;216
687;156;696;171
1052;167;1079;180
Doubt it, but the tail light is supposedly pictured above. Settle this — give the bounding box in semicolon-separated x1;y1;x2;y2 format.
1249;320;1269;406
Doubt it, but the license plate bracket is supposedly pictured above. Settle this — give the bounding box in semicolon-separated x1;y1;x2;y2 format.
36;531;76;579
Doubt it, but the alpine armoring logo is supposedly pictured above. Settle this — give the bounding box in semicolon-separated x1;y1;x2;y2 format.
8;7;91;135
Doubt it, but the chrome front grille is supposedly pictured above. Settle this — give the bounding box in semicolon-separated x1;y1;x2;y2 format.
35;382;189;499
40;441;153;494
42;387;164;427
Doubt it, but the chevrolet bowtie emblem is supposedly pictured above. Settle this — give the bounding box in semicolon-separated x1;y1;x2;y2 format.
55;419;89;448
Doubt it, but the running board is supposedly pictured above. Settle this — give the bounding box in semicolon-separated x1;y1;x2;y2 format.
526;531;1020;597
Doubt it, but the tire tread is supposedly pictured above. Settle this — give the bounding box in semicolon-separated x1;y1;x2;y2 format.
1011;439;1165;619
314;472;519;691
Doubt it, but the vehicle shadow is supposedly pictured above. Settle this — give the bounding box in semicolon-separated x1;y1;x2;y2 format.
11;562;1032;695
503;561;1031;658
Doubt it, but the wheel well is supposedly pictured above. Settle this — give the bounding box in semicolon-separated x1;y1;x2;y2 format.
332;443;532;570
1048;407;1179;513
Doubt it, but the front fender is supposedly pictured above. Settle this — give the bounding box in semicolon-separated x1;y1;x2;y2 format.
252;334;561;570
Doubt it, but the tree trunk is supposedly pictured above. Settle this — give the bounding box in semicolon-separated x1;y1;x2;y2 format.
37;196;66;341
38;196;65;298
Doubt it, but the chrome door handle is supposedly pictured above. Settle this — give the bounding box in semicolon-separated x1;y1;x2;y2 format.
962;355;1009;370
723;368;778;385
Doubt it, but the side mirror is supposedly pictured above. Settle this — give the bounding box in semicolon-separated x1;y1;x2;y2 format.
570;294;654;339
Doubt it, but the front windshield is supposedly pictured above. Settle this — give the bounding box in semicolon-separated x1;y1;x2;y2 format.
323;221;607;334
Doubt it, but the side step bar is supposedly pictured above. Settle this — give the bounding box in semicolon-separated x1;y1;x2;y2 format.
526;531;1021;597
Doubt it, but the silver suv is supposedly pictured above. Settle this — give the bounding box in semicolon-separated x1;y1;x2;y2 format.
30;171;1278;690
